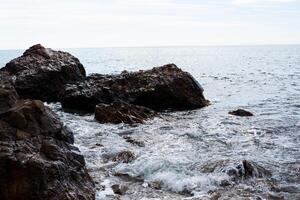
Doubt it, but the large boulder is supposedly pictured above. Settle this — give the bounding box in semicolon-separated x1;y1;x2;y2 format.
61;64;209;112
95;102;158;124
0;44;86;102
0;98;95;199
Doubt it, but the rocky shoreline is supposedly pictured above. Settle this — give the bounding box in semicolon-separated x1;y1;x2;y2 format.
0;44;210;199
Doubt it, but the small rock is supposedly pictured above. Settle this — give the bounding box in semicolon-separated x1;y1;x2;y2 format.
229;109;254;117
112;151;135;163
227;160;271;180
111;184;128;195
123;136;145;147
149;181;162;190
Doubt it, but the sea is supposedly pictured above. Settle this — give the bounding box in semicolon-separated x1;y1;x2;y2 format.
1;45;300;200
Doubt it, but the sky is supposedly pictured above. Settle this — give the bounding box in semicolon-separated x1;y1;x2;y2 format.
0;0;300;49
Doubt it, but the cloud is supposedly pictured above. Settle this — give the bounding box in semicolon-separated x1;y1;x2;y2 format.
0;0;299;49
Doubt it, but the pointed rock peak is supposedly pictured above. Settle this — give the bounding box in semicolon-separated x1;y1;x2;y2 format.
23;44;52;58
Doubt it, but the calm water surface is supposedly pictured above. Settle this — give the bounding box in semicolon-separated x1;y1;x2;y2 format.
1;46;299;199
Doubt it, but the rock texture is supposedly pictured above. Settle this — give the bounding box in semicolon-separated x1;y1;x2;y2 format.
229;109;254;117
0;88;95;199
61;64;209;112
1;44;86;101
95;102;157;124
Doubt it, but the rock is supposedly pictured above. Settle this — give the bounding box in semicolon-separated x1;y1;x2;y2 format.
1;44;86;101
111;184;128;195
112;151;135;163
149;181;162;190
61;64;209;112
95;102;157;124
0;98;95;199
0;83;18;113
226;160;271;180
0;100;74;143
229;109;254;117
123;136;145;147
198;159;271;181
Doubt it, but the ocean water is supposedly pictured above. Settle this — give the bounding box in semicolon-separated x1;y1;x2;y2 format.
1;45;300;199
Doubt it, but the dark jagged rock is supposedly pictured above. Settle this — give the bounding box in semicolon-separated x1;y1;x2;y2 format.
111;184;128;195
0;85;18;114
1;44;86;101
61;64;209;112
198;159;271;181
226;160;271;180
123;136;145;147
0;98;95;199
112;151;135;163
229;109;254;117
95;102;157;124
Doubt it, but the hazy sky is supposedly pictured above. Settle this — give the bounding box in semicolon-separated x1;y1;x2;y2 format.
1;0;300;49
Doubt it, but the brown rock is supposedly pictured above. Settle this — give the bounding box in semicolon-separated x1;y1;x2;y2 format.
95;102;157;124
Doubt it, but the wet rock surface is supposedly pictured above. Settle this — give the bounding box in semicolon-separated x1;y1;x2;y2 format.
0;85;95;199
61;64;209;112
1;44;86;101
229;109;254;117
111;184;128;195
95;102;158;124
0;77;18;113
112;151;136;163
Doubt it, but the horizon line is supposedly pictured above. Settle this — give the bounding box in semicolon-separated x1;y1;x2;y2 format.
1;43;300;51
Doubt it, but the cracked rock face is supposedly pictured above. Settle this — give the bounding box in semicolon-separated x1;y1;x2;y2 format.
61;64;209;112
1;44;86;102
95;102;158;124
0;85;95;200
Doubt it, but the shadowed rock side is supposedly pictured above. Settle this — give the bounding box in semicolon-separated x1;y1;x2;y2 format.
61;64;209;112
0;44;86;102
0;85;95;199
95;102;158;124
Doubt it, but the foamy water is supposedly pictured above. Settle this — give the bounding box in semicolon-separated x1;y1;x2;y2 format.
1;45;300;199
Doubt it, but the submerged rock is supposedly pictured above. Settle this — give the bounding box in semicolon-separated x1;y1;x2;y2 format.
0;95;95;199
123;136;145;147
95;102;157;124
61;64;209;112
229;109;254;117
1;44;86;101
